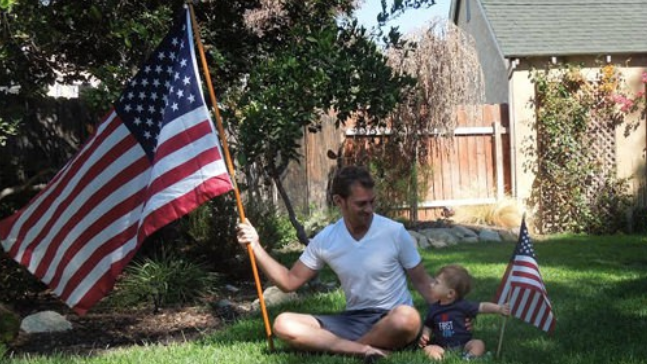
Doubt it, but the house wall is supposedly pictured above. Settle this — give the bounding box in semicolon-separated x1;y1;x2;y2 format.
510;55;647;210
618;64;647;207
454;0;509;104
508;65;535;205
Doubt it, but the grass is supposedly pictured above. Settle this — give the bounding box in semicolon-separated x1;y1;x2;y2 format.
5;234;647;364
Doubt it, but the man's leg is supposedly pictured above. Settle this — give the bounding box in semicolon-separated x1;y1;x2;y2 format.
357;305;421;349
273;312;386;356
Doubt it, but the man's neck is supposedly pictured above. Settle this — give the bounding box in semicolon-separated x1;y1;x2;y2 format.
345;215;372;241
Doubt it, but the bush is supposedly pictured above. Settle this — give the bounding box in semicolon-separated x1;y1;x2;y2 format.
580;178;632;234
529;63;637;234
452;197;523;228
109;250;218;312
0;253;46;304
0;304;20;345
0;342;7;359
632;206;647;234
180;193;242;275
244;198;296;250
179;193;297;280
302;207;340;238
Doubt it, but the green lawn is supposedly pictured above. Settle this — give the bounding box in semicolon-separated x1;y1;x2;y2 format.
6;234;647;364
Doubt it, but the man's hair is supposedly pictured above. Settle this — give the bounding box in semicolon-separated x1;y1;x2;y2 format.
437;264;473;300
331;166;375;198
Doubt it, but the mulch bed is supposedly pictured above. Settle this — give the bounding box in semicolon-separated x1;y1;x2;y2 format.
6;286;257;358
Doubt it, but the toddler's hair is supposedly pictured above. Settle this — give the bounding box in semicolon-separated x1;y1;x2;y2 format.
436;264;473;299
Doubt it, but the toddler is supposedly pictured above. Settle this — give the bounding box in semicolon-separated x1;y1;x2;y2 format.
419;264;510;360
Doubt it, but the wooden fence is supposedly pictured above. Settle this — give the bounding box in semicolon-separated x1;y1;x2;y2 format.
3;97;510;222
419;104;511;219
279;113;342;215
281;104;511;220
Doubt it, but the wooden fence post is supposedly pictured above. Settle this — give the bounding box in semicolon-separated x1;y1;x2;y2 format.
494;121;504;201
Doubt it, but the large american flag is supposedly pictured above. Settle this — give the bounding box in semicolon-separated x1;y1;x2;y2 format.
494;217;555;333
0;8;233;315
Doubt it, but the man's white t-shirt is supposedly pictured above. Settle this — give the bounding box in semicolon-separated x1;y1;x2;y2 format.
299;214;421;311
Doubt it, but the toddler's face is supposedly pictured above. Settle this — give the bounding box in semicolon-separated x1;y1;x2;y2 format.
429;273;453;303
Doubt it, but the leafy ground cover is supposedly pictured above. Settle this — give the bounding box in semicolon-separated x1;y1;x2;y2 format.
4;234;647;364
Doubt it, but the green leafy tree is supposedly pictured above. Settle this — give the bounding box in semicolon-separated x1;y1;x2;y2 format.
1;1;175;101
234;3;411;244
0;0;433;245
0;117;18;147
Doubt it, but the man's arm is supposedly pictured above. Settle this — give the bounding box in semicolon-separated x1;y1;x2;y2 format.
237;220;318;292
406;262;436;304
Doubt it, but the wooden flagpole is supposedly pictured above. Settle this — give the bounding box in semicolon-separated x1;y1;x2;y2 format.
495;297;510;358
496;254;515;359
187;3;274;350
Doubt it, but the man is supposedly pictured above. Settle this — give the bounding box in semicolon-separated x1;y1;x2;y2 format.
236;165;437;361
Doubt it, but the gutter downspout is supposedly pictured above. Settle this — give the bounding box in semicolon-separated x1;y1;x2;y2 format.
507;58;519;200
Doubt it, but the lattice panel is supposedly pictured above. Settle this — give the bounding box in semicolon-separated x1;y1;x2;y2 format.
584;117;617;198
538;117;617;233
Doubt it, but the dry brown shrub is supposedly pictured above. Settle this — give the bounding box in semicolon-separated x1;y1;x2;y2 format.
243;0;360;36
452;198;523;229
243;0;289;36
385;18;485;141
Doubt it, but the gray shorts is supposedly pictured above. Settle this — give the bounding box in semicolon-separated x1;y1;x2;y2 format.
314;308;389;341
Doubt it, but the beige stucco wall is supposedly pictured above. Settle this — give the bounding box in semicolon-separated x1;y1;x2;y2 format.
616;65;647;207
510;55;647;209
454;0;508;104
508;66;535;204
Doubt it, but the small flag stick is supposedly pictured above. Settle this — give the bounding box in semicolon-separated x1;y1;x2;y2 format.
187;3;274;350
496;277;513;359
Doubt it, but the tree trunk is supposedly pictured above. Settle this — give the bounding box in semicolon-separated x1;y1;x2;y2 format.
271;174;310;246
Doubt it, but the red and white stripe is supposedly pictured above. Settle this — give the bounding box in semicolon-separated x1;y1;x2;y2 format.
0;106;231;314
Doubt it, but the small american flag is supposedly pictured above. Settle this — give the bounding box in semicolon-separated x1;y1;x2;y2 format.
494;217;555;333
0;8;233;314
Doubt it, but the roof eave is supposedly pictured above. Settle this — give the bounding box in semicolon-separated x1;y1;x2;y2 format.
506;50;647;59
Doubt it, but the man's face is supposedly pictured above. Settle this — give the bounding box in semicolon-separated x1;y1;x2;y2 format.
336;183;375;230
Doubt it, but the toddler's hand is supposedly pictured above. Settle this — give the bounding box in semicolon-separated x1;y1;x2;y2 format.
500;302;511;316
418;333;430;348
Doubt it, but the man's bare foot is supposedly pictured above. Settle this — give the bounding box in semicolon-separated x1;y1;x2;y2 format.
363;346;389;364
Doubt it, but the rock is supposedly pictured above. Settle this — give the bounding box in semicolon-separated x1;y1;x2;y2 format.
0;304;20;343
408;223;520;248
251;286;298;311
450;226;478;239
460;236;480;244
408;230;431;249
212;299;239;322
478;229;502;242
428;240;449;249
20;311;72;333
215;299;233;308
224;284;240;293
420;228;460;246
498;229;519;242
